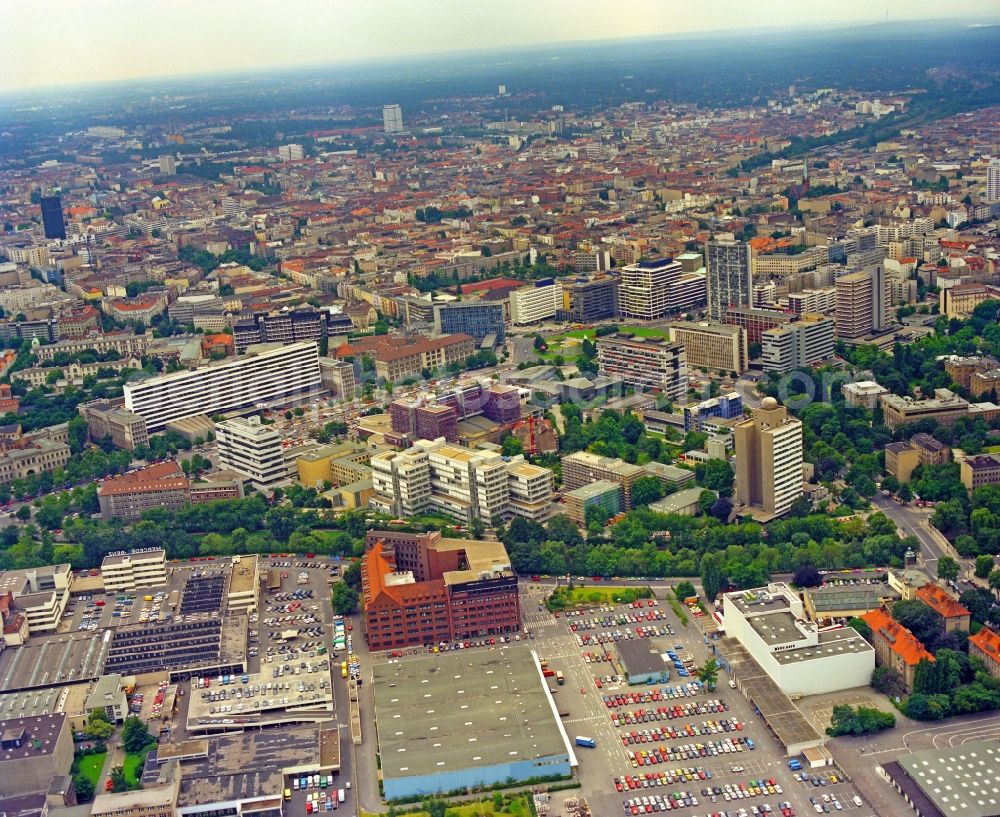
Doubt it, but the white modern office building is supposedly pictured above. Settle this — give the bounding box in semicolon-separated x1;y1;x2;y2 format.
101;548;168;592
760;314;835;373
124;342;321;431
721;583;874;697
216;416;287;490
618;259;706;319
383;104;404;134
509;282;560;325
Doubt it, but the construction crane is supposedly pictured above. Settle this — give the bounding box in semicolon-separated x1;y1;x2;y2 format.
511;414;539;455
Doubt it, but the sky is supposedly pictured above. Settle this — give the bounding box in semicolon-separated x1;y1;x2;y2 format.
1;0;998;93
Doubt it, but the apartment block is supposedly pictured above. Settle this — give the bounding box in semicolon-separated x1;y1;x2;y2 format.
734;397;803;518
666;321;747;374
509;281;560;325
369;438;554;523
101;548;168;592
961;453;1000;493
884;433;950;482
216;415;286;489
835;270;874;338
124;341;322;431
596;332;687;402
969;626;1000;679
915;584;970;633
361;530;520;651
760;314;835;373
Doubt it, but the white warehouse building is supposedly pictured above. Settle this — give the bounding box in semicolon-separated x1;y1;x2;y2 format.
721;583;874;697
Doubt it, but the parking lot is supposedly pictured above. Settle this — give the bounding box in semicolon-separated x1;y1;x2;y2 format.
524;583;874;817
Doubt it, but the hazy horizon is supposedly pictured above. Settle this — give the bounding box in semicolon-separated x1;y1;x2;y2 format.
2;0;999;94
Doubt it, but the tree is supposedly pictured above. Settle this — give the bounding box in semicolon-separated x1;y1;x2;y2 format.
708;496;733;522
905;692;951;721
15;505;31;521
84;709;115;740
871;665;904;696
700;552;724;602
342;561;362;590
990;569;1000;600
848;616;872;643
332;581;359;615
893;600;943;645
631;476;665;507
501;435;524;457
792;565;822;588
469;517;485;539
121;716;153;753
109;766;130;793
696;459;735;496
825;704;895;736
696;659;719;690
880;474;900;495
937;556;960;584
898;483;914;502
74;774;95;803
975;555;995;579
674;581;696;601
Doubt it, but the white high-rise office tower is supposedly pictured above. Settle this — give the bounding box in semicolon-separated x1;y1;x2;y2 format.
706;237;752;321
382;104;404;134
987;158;1000;203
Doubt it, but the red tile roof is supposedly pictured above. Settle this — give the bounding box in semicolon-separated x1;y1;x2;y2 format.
969;626;1000;662
915;584;970;620
863;607;935;667
97;461;189;497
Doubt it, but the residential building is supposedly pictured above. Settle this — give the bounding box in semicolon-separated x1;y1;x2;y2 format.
734;396;803;517
563;480;621;526
508;280;560;325
97;462;191;520
988;158;1000;202
940;282;1000;318
880;389;970;430
760;314;835;373
619;258;706;319
369;438;554;523
216;416;286;490
720;583;874;697
666;321;747;373
558;274;620;322
835;270;873;338
0;714;73;797
433;300;505;342
361;530;520;651
960;453;1000;493
884;433;950;482
915;584;971;634
596;332;687;401
968;626;1000;679
277;143;305;161
561;450;645;510
683;393;743;432
706;237;752;320
101;549;168;593
382;104;404;134
862;607;934;693
33;330;153;362
40;196;66;240
124;341;322;431
723;305;791;346
77;400;149;450
841;380;889;410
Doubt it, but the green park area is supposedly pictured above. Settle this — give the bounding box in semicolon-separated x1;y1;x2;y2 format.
540;325;669;361
122;751;146;786
76;753;106;787
546;584;653;610
364;793;532;817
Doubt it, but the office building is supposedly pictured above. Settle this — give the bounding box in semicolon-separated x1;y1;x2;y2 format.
879;389;970;430
0;713;74;797
683;392;743;432
78;400;149;450
370;438;554;523
318;358;356;398
619;258;706;319
277;143;304;161
0;564;72;634
596;332;687;401
760;313;835;373
124;341;321;431
101;548;168;592
667;321;747;373
961;453;1000;493
558;274;620;322
361;530;521;651
561;450;646;510
723;305;791;346
0;433;71;485
158;154;177;176
786;287;836;316
382;104;404;134
97;461;191;520
433;300;505;342
509;280;560;324
988;157;1000;203
706;237;752;320
841;380;889;410
39;196;66;240
90;762;180;817
835;270;873;338
969;626;1000;679
85;674;129;723
296;441;373;488
734;397;803;517
216;415;286;489
721;583;874;697
232;308;336;352
563;480;621;526
334;333;475;383
862;607;934;693
940;282;1000;319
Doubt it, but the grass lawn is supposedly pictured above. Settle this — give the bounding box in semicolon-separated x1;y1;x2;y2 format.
985;445;1000;454
122;750;148;786
364;796;531;817
77;753;106;786
547;585;652;609
539;325;669;361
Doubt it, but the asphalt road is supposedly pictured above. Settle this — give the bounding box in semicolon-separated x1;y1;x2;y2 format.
870;494;952;568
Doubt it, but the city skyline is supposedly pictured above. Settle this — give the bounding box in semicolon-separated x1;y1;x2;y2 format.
1;0;999;93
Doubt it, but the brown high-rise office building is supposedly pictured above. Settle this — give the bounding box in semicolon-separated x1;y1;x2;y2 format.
734;397;803;517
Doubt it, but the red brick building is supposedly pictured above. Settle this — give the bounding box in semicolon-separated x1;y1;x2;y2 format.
361;530;521;651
